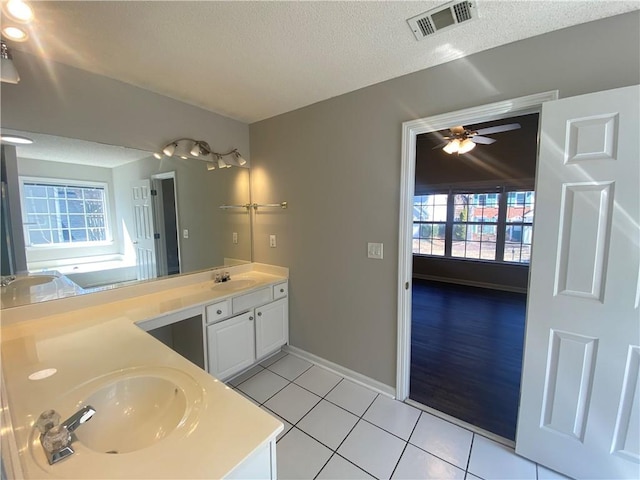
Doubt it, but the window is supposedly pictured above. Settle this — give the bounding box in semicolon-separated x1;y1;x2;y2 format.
504;191;535;263
412;187;535;264
452;193;499;261
20;179;110;247
412;194;447;256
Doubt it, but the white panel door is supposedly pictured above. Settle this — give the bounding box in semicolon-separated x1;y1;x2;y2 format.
131;179;157;280
517;85;639;479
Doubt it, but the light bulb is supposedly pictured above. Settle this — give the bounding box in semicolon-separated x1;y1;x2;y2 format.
458;139;476;154
443;139;460;154
5;0;34;22
206;163;216;171
162;143;177;157
2;26;28;42
217;156;227;169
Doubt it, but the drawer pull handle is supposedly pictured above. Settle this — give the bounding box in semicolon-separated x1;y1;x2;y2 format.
216;309;222;315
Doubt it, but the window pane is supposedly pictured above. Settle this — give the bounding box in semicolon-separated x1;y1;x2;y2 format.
22;181;109;246
480;242;496;260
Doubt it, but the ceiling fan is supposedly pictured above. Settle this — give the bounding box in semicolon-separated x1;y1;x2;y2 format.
435;122;521;154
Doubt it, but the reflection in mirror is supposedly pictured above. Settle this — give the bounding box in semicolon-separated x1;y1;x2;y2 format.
0;130;251;308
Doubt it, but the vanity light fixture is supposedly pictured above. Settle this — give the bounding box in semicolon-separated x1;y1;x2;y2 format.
1;40;20;84
156;138;247;170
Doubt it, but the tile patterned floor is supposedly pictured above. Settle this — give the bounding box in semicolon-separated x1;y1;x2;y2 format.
228;352;571;480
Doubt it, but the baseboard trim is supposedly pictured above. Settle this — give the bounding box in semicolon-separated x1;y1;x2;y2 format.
412;273;528;294
282;345;396;398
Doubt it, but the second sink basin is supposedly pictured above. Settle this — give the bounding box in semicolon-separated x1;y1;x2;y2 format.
212;278;259;292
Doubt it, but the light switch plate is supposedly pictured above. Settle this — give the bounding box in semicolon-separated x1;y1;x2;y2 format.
269;234;277;248
367;242;383;259
183;229;189;239
233;232;238;244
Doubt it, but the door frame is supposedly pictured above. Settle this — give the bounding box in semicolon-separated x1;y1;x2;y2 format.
396;91;558;401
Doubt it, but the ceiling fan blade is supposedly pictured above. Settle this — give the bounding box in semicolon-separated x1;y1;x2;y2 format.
471;136;496;145
432;141;449;149
474;123;521;136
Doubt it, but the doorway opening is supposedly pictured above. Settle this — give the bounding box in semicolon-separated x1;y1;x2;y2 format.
151;172;181;277
396;92;558;443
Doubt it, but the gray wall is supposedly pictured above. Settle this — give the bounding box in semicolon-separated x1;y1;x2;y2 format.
1;52;250;157
1;52;252;276
249;12;640;387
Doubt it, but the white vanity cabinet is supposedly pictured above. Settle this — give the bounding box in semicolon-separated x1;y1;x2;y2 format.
206;281;288;381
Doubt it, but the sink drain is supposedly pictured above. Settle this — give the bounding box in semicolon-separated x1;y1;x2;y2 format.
105;450;119;454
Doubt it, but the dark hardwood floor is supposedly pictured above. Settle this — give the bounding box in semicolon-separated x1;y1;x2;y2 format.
410;279;527;441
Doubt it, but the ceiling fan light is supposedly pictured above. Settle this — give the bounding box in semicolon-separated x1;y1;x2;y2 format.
217;156;227;169
162;142;177;157
458;138;476;154
153;152;162;159
206;162;216;171
443;139;460;154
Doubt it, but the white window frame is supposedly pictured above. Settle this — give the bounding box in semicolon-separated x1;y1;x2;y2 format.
19;176;113;250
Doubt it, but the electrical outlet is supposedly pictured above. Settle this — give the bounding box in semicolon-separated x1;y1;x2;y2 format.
233;232;238;244
269;235;277;248
183;229;189;239
367;242;383;259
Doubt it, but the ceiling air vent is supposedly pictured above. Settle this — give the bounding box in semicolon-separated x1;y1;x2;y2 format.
407;1;476;41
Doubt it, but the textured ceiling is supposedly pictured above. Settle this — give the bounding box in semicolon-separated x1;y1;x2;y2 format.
6;1;639;123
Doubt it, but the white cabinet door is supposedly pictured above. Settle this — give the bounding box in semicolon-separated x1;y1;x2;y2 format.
516;85;639;479
255;298;288;360
207;311;255;380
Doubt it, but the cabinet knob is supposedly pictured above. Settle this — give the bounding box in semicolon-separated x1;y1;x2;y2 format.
249;316;254;321
280;288;284;293
216;309;222;315
258;312;262;316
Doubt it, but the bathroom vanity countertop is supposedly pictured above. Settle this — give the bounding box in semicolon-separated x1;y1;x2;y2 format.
0;264;287;479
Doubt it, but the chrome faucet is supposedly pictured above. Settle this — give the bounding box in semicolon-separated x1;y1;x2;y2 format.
38;406;96;465
214;271;231;283
0;275;16;287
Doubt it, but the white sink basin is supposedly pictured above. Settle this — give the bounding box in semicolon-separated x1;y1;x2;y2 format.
75;375;187;454
32;367;203;462
212;278;259;292
4;274;57;289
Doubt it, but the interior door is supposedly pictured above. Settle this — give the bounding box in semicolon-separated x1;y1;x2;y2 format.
131;179;157;280
516;85;639;478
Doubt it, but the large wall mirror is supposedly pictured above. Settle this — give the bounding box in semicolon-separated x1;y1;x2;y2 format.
1;129;252;308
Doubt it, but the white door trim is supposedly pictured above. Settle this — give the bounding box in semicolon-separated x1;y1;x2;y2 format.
396;90;559;401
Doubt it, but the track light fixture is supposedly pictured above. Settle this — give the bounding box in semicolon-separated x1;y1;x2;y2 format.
155;138;248;170
1;40;20;84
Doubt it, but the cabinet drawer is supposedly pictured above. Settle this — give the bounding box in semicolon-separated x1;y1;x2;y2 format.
273;282;288;299
232;287;272;314
206;300;230;324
